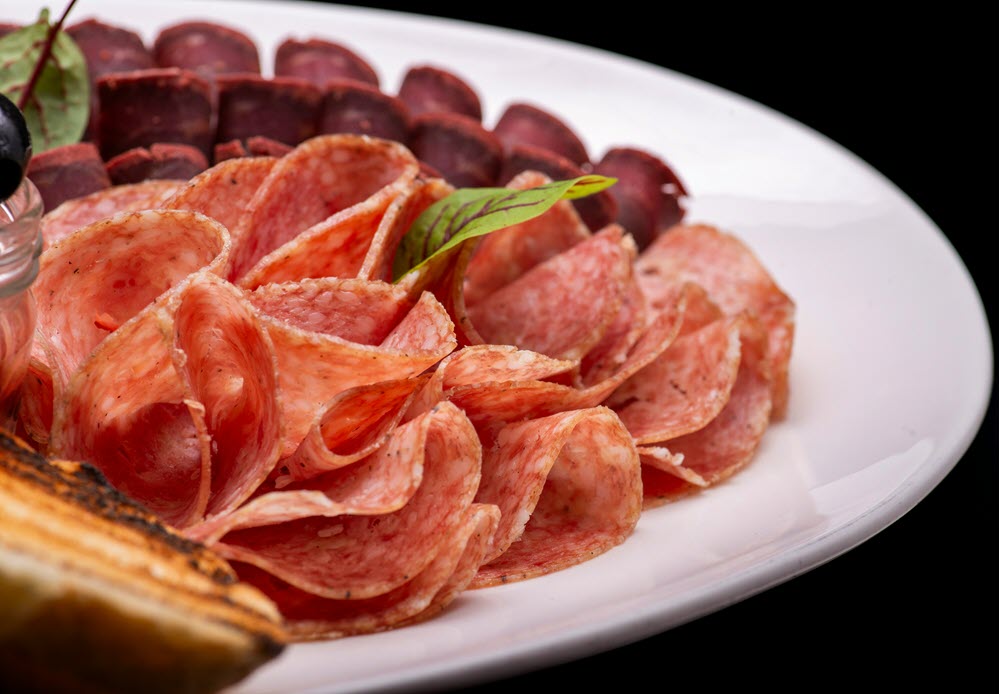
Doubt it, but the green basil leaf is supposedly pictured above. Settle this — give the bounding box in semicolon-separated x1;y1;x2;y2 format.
0;8;89;153
392;174;616;282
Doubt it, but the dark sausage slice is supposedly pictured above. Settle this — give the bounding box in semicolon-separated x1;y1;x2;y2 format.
397;65;482;122
317;79;411;143
408;112;502;188
27;142;111;211
274;38;379;88
215;75;322;147
493;102;590;168
152;20;261;77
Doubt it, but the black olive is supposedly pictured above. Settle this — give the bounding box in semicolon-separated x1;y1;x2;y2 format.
0;92;32;202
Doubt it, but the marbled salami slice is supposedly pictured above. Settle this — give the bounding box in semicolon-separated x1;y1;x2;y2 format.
466;225;632;361
96;68;214;159
215;75;322;147
40;179;184;248
493;102;590;167
27;142;111;212
104;143;209;185
472;406;641;587
318;79;411;143
171;273;282;518
641;313;773;506
397;65;482;121
152;20;261;76
407;112;503;188
227;134;419;283
637;224;795;419
274;37;379;88
279;376;428;483
189;401;482;606
606;314;744;444
247;278;456;454
34;209;231;390
163;155;278;244
49;278;212;528
227;502;499;639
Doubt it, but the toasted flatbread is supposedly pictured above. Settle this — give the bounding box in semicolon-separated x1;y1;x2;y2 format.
0;430;286;693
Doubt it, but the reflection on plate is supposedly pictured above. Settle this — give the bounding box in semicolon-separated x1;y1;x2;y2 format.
6;1;992;692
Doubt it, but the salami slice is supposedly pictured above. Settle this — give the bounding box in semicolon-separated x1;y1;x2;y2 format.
27;143;111;212
215;75;322;147
226;503;499;639
40;179;185;248
96;68;215;159
104;143;209;185
407;112;503;188
472;406;641;587
246;278;456;454
163;155;278;243
463;170;592;307
226;134;419;283
492;102;590;168
641;313;773;506
594;146;688;250
187;402;483;624
636;224;795;419
317;79;411;143
606;314;744;444
49;276;213;528
66;18;154;140
397;65;482;121
278;376;429;484
152;20;261;77
274;37;380;88
34;209;231;391
466;225;632;361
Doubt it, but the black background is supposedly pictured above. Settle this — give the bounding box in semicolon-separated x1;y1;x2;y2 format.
320;3;995;690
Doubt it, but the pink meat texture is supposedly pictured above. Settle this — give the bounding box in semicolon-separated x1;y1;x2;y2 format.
9;14;795;643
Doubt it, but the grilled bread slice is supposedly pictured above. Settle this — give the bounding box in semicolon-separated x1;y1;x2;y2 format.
0;430;287;693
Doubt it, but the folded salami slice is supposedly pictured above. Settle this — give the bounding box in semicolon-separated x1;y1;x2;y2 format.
498;143;617;232
164;155;278;242
27;142;111;212
34;209;231;390
40;179;184;248
152;20;261;76
594;146;688;250
466;225;632;361
66;18;155;140
636;224;795;419
215;75;322;148
407;112;502;188
104;143;209;185
640;313;773;506
49;282;212;527
274;37;379;88
472;406;641;587
224;503;499;640
49;270;282;527
278;376;429;484
227;134;419;283
492;102;590;167
28;211;231;452
246;278;456;455
317;79;411;143
185;402;487;636
397;65;482;121
96;68;215;159
606;314;744;444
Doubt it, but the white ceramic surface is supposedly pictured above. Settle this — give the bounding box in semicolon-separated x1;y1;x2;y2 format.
7;2;992;692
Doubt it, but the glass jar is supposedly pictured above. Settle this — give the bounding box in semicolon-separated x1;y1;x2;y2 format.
0;178;43;432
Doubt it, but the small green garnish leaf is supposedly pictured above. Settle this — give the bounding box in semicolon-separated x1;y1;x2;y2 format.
0;5;88;153
392;174;616;282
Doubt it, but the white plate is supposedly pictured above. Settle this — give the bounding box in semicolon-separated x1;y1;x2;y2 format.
8;1;992;692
